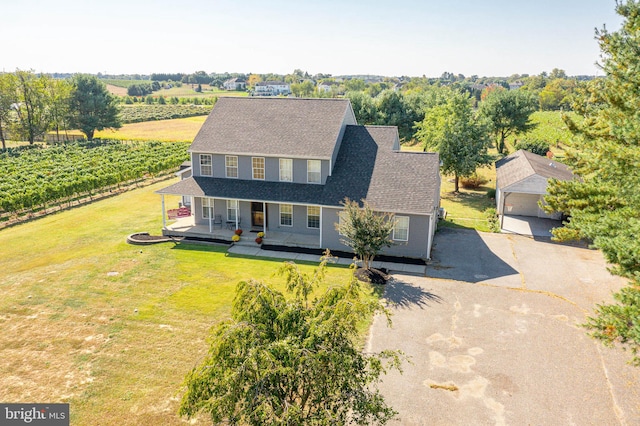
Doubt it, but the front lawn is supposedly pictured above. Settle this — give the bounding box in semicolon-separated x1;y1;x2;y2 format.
0;178;354;425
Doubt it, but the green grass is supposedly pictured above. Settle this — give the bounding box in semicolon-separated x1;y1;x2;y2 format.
0;178;354;425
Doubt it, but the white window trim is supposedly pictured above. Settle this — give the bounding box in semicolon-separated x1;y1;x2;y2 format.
279;158;293;182
307;159;321;184
202;197;214;219
307;206;320;229
200;154;212;176
393;216;410;242
225;155;238;178
226;199;238;221
279;203;293;227
252;157;265;180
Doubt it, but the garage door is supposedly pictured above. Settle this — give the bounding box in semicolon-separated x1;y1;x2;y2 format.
504;193;540;216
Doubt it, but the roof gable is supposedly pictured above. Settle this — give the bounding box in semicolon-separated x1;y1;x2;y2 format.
496;149;575;190
189;97;353;159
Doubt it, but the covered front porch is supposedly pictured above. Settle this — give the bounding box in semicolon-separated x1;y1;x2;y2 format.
162;215;321;249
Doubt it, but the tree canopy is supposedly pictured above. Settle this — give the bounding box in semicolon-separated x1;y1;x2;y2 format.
478;87;538;154
69;74;121;140
179;255;402;425
336;199;396;270
544;0;640;365
415;88;492;192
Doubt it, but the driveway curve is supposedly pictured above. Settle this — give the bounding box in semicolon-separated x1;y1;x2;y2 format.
368;228;640;425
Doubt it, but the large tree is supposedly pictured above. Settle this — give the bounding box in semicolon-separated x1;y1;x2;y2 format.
415;88;492;192
0;72;18;149
69;74;121;140
478;87;538;154
13;70;54;144
544;0;640;365
336;198;396;270
179;256;402;425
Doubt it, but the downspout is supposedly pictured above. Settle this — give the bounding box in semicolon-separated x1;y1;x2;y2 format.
319;206;323;248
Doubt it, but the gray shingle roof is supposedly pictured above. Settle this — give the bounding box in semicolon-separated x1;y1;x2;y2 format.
189;97;352;159
496;149;575;190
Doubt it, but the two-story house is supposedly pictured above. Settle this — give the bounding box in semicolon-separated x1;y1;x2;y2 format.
253;81;291;96
157;97;441;260
222;78;246;91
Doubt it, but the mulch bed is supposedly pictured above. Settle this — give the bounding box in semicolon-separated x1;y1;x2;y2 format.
354;267;389;284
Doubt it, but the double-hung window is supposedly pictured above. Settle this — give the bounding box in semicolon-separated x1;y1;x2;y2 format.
307;160;321;183
393;216;409;241
225;155;238;178
227;200;238;221
200;154;212;176
280;204;293;226
307;206;320;229
202;197;214;219
280;158;293;182
252;157;265;180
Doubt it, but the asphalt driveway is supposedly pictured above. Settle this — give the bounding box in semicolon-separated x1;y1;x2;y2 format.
367;228;640;425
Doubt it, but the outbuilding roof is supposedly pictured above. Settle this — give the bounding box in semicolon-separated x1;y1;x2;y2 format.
496;149;575;190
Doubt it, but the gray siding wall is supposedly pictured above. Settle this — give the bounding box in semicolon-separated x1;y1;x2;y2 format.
190;152;329;184
266;203;321;237
321;207;432;259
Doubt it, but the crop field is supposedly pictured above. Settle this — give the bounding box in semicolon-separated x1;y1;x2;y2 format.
0;178;355;425
101;79;152;88
119;104;213;124
0;141;189;219
95;116;207;142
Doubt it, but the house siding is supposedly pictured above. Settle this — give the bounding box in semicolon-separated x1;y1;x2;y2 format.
266;203;322;237
321;207;432;259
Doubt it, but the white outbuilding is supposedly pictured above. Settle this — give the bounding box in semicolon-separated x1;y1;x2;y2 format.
496;150;575;223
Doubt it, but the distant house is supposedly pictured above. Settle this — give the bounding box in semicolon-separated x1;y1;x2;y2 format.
253;81;291;96
495;149;575;221
317;81;340;93
509;81;524;90
223;78;246;91
157;97;441;260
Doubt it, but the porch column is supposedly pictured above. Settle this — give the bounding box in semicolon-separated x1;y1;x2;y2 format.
235;199;239;230
263;202;266;234
161;195;166;228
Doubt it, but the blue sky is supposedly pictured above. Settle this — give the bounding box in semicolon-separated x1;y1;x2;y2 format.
2;0;624;77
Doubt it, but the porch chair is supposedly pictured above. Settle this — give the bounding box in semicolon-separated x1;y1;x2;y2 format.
213;214;223;229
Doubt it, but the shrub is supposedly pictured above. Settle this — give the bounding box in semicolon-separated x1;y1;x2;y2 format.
485;207;501;233
460;173;488;189
486;188;496;199
514;139;550;156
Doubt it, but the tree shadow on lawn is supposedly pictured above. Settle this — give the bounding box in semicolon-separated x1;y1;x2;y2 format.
383;277;444;309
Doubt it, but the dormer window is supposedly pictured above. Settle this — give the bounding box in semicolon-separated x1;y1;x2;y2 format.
307;160;321;184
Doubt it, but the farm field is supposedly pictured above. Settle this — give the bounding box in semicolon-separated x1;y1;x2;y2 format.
95;116;207;142
0;178;355;425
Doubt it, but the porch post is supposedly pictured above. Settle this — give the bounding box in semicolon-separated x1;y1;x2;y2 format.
209;199;213;233
161;195;166;228
235;199;239;230
263;202;266;234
